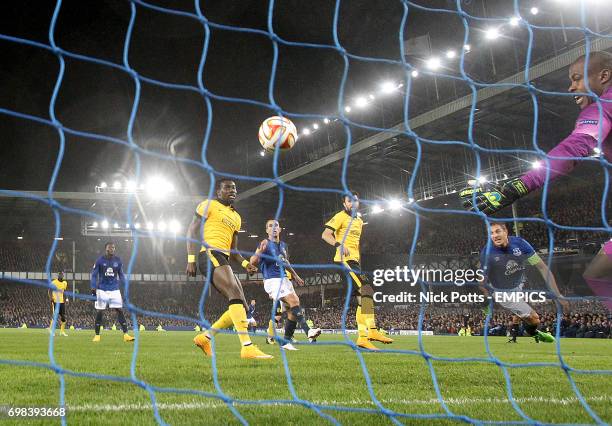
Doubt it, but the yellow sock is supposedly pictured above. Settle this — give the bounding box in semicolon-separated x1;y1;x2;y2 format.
49;320;53;330
228;303;251;346
364;314;376;330
360;296;377;331
207;310;233;337
267;320;275;337
60;321;66;332
356;306;367;338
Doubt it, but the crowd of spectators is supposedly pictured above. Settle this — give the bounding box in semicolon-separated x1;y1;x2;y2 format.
0;243;69;272
359;182;610;259
1;179;608;277
1;281;608;339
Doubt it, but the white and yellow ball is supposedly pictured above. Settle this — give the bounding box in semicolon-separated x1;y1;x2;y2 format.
258;116;297;153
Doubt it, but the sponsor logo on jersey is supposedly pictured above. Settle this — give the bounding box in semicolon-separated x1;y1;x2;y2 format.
504;259;524;276
222;217;238;231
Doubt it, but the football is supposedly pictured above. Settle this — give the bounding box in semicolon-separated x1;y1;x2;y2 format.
258;116;297;153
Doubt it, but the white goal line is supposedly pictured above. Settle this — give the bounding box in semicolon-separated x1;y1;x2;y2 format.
67;395;611;412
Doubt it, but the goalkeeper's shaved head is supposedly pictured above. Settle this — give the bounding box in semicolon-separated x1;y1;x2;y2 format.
573;51;612;76
569;51;612;99
568;51;612;110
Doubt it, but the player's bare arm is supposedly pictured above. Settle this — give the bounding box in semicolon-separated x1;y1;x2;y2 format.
249;239;269;267
231;232;257;275
322;227;349;257
281;257;304;286
186;214;202;277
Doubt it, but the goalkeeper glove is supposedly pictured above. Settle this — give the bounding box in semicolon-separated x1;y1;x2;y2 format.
459;177;528;215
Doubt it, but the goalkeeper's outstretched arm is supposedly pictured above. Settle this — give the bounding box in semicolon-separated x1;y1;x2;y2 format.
461;52;611;215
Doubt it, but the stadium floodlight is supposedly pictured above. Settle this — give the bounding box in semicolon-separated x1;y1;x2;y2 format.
92;221;99;228
248;234;259;238
17;236;23;240
408;197;415;203
238;229;246;233
54;237;63;241
146;176;174;199
425;57;442;70
113;181;122;190
478;176;488;184
463;44;471;52
126;180;137;192
302;128;311;136
259;150;265;157
446;50;456;59
169;219;181;233
158;221;167;232
323;118;330;124
371;205;384;214
485;28;500;40
313;123;319;130
380;81;396;94
388;199;402;211
113;222;120;229
344;106;351;113
100;182;108;189
288;232;295;236
509;16;520;26
532;160;542;169
355;96;368;108
146;222;154;230
368;94;375;100
125;223;130;229
411;70;419;78
101;220;109;229
530;7;538;15
134;223;141;229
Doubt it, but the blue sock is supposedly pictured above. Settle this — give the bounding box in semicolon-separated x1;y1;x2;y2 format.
284;320;297;341
290;305;310;334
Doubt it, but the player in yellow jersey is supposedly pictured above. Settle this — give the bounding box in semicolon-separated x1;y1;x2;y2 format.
322;191;393;350
187;179;273;360
48;271;68;336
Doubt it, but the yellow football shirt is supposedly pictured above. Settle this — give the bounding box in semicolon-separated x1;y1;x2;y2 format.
195;199;242;254
325;210;363;263
51;279;67;303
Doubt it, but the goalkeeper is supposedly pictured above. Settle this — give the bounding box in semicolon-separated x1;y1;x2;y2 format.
461;51;612;311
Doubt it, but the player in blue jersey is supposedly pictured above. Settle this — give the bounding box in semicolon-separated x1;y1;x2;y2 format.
246;299;258;333
250;219;321;350
90;242;135;343
479;223;567;343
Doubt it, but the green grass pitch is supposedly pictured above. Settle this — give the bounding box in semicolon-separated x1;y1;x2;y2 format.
0;329;610;425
